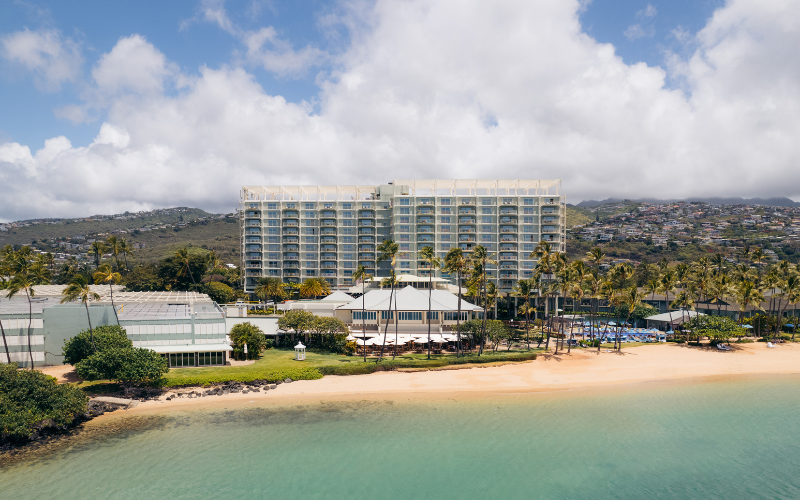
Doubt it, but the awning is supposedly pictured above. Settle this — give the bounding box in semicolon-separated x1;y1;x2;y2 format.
149;343;233;354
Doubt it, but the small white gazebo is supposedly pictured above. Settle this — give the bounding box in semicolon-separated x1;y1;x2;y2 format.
294;342;306;361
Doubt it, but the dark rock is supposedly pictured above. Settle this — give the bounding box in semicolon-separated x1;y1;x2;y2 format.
284;378;292;383
269;384;277;389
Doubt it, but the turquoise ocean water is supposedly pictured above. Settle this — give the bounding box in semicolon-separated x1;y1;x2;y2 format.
2;375;800;499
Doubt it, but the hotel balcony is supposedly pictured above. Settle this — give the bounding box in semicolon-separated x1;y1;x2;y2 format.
500;274;518;279
245;237;261;243
541;207;558;214
458;208;476;214
459;226;476;233
499;255;518;261
459;243;475;251
358;237;374;244
321;211;336;218
501;200;518;206
359;252;375;260
500;227;516;233
359;261;375;268
459;199;476;206
320;237;336;244
321;253;337;260
418;208;434;215
358;228;374;235
458;236;476;242
500;246;517;252
499;217;517;224
246;270;262;277
542;226;558;233
283;262;300;269
282;220;299;227
321;229;337;235
500;235;517;242
418;226;434;233
459;217;476;224
321;220;337;227
246;221;260;226
359;245;375;252
320;264;337;269
359;220;374;227
417;217;434;224
245;211;260;217
499;208;517;215
542;199;560;206
499;264;517;270
245;263;262;269
542;217;558;224
417;199;434;206
321;245;337;252
359;211;375;218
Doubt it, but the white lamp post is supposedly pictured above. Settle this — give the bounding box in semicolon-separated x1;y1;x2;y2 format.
294;342;306;361
243;343;248;359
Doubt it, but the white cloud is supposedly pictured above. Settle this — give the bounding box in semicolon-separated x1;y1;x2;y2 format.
2;0;800;221
637;4;657;18
624;24;653;41
0;28;83;91
242;27;328;77
92;34;178;96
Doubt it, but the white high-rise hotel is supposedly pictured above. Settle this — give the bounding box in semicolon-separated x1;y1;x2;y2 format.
240;180;565;295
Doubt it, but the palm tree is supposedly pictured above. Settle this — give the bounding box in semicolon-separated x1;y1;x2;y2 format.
444;248;469;356
670;290;696;341
254;277;287;305
93;263;122;325
586;246;605;276
90;241;106;268
512;278;535;350
351;265;372;362
119;238;134;271
6;255;51;368
61;274;101;352
658;270;677;335
733;280;764;327
206;250;223;272
376;239;399;361
471;245;497;356
105;236;123;271
584;272;602;349
299;277;330;298
175;247;196;286
419;246;441;359
620;286;645;351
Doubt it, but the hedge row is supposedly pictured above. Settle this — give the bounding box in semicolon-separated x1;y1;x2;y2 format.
318;352;538;376
163;367;323;388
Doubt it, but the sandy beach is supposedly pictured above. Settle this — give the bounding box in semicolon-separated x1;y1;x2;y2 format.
83;342;798;415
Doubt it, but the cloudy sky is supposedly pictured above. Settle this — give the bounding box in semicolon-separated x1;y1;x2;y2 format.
1;0;798;221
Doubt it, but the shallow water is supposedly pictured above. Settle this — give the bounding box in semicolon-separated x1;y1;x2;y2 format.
3;376;800;499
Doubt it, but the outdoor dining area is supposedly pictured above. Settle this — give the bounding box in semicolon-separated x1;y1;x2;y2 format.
347;333;467;356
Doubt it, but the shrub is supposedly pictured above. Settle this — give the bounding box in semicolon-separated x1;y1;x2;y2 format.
229;322;268;360
164;367;323;387
62;325;133;365
735;338;754;343
317;352;538;375
204;282;236;304
0;363;88;445
76;347;169;393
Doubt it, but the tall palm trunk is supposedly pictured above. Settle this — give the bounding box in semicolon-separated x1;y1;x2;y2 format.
84;301;96;351
110;284;120;325
25;288;34;369
479;271;487;356
456;270;462;356
379;282;394;362
427;272;433;359
0;317;10;364
362;281;367;362
525;298;530;351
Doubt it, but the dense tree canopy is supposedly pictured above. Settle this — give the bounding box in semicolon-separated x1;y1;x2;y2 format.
62;325;133;365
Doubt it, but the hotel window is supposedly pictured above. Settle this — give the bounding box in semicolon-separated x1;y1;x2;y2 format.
324;203;333;209
286;203;296;209
344;261;355;269
267;211;278;218
399;312;422;321
426;312;439;320
482;207;492;215
482;216;493;223
305;211;315;218
399;207;410;214
400;243;411;250
481;234;493;241
268;236;279;243
399;217;410;224
268;253;280;259
398;252;411;259
399;198;410;206
420;198;432;205
342;203;352;209
362;203;372;209
440;243;451;250
341;228;354;235
305;203;315;209
268;244;280;251
481;226;493;233
342;245;354;251
342;220;354;226
440;216;451;223
306;270;316;276
444;312;468;321
399;234;410;241
440;207;451;214
523;217;535;224
249;203;259;209
268;220;279;226
305;253;316;260
342;253;354;259
306;262;317;268
399;225;410;232
522;262;534;269
441;225;451;232
503;198;513;205
342;236;355;243
441;234;451;241
304;228;316;235
441;198;451;205
381;311;394;320
353;311;377;320
523;225;535;232
400;262;410;269
343;211;353;218
267;203;278;209
523;198;534;205
304;244;317;250
523;243;534;252
482;198;493;205
523;207;535;214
